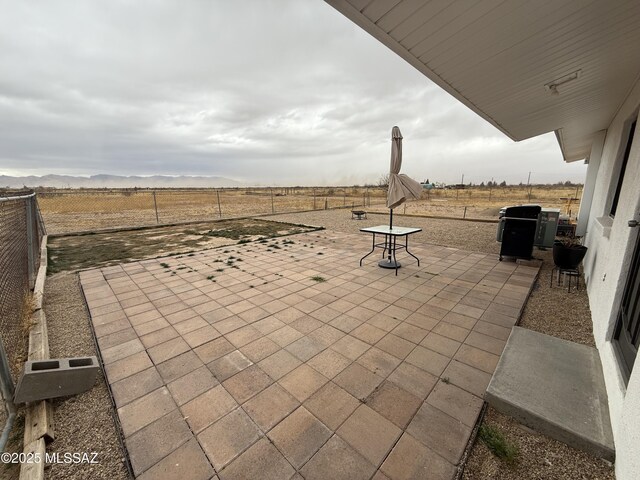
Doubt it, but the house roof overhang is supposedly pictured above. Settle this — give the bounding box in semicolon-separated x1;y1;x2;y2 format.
325;0;640;162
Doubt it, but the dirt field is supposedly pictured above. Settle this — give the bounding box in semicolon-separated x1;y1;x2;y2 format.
36;185;581;235
48;219;318;273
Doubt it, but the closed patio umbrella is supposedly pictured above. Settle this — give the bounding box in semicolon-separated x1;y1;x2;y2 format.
387;126;422;229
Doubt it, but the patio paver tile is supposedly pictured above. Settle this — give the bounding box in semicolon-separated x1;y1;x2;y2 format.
167;366;218;406
197;408;261;471
406;403;472;466
366;381;421;429
290;316;323;335
118;387;177;437
420;332;461;357
454;344;500;374
194;337;236;364
375;333;416;359
225;325;262;348
258;349;302;380
147;337;191;364
111;367;163;408
330;335;370;361
221;438;295;480
334;363;384;401
381;432;455;480
299;435;376;480
136;438;215;480
356;347;401;378
222;364;273;403
405;345;451;377
180;384;238;433
463;330;506;356
156;351;204;383
441;360;492;398
140;326;179;349
390;323;429;344
126;409;192;476
307;349;351;379
285;336;325;362
243;383;299;432
239;336;281;363
268;406;332;469
337;404;402;466
104;351;153;383
426;382;484;427
351;323;387;345
268;325;304;347
387;362;438;400
279;364;329;402
304;382;360;431
181;324;219;348
207;350;253;382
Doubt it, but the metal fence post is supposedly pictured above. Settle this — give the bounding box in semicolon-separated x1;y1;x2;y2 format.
216;190;222;218
313;189;316;210
152;191;159;224
25;197;36;289
271;188;275;214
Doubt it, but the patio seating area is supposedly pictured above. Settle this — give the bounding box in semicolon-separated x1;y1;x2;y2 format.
80;230;538;480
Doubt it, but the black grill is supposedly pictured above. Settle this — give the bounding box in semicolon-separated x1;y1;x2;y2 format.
499;205;541;261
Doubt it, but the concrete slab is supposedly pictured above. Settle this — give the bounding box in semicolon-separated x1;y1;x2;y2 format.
485;327;615;461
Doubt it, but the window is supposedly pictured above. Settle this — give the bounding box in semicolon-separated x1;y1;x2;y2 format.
610;118;637;218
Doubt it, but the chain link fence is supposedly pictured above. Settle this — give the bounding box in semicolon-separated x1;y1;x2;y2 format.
37;187;387;235
0;191;46;451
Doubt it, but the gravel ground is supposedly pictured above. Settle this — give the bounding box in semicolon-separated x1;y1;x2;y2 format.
265;210;501;255
44;271;130;480
462;408;614;480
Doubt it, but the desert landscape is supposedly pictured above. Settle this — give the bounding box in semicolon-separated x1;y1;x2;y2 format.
37;184;582;235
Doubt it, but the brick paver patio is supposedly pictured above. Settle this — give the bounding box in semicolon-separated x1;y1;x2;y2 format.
80;230;539;479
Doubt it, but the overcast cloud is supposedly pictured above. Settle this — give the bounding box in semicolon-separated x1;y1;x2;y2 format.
0;0;587;185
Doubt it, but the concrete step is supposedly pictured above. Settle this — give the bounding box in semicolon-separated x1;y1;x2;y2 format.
485;327;615;461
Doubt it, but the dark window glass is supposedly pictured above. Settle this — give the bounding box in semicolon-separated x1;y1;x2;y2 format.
611;118;637;217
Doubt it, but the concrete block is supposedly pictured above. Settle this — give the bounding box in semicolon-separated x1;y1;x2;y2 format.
486;327;615;461
14;356;100;404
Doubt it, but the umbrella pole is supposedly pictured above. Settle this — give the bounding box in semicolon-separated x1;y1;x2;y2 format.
389;209;393;230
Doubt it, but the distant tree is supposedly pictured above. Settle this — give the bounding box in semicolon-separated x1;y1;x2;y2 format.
378;173;390;188
480;181;485;187
499;181;507;187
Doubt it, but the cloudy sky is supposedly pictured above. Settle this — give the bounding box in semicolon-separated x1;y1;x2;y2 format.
0;0;588;186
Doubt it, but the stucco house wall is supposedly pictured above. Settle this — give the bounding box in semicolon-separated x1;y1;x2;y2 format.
582;77;640;480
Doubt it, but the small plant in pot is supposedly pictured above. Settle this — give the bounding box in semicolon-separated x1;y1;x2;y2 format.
553;235;588;270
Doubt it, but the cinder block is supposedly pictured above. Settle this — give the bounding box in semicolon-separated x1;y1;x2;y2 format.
14;356;100;404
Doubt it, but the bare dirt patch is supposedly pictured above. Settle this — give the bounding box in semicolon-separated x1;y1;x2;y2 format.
47;218;317;273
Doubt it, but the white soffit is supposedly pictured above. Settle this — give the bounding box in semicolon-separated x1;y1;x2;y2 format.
325;0;640;162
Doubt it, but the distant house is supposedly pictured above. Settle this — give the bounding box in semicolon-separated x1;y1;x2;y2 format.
327;1;640;478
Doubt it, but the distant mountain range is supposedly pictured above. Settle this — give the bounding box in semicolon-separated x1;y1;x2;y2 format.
0;174;242;189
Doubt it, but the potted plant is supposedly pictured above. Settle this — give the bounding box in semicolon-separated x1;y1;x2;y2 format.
553;235;588;270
